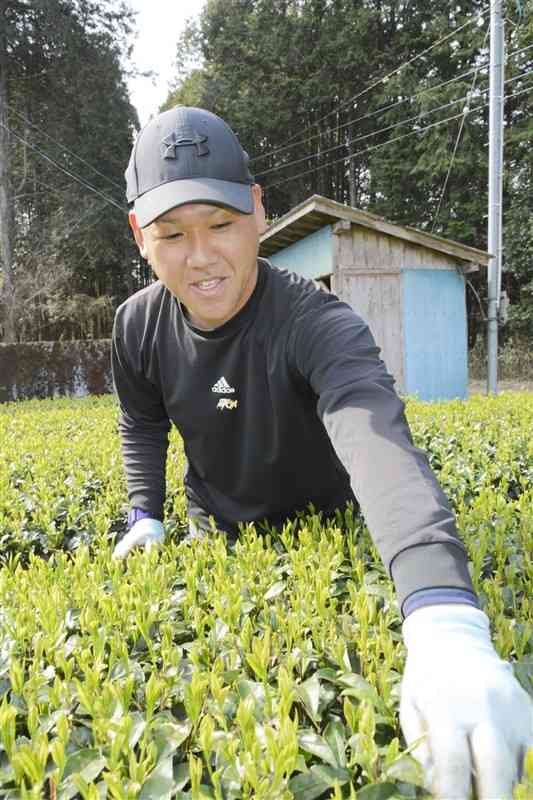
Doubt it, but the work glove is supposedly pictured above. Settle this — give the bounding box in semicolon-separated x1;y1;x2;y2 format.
112;517;165;559
400;603;533;799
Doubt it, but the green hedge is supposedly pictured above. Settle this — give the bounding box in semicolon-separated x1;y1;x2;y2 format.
0;395;531;798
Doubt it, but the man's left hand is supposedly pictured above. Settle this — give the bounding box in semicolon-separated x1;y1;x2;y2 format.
400;604;533;799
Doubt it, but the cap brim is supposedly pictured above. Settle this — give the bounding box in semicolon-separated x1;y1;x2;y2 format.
134;178;254;228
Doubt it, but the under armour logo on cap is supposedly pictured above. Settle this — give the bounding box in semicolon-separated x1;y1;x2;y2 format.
162;127;209;159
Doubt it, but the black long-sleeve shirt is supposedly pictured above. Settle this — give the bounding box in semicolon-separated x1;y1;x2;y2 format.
111;258;474;610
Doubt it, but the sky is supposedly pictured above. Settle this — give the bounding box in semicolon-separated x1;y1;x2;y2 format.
126;0;206;128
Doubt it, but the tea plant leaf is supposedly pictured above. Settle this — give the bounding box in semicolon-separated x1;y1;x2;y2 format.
58;750;106;800
513;656;533;696
289;764;350;799
173;761;190;790
139;756;174;799
236;680;265;714
296;673;320;720
264;580;285;600
323;718;347;768
298;730;338;768
356;783;400;800
61;749;104;780
152;717;193;759
384;754;426;786
339;673;387;712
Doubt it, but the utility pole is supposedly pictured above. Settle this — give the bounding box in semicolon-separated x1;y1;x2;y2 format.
0;0;16;343
487;0;505;395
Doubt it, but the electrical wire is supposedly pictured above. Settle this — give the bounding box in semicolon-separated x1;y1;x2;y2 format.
0;121;127;214
260;66;533;181
265;82;533;192
259;89;485;178
7;104;124;194
251;40;533;168
252;64;489;166
276;9;490;158
431;27;491;232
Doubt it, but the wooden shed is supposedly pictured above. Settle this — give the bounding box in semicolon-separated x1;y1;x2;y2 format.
259;194;490;402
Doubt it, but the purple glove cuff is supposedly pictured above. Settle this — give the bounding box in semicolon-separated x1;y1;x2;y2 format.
403;588;480;619
128;507;162;529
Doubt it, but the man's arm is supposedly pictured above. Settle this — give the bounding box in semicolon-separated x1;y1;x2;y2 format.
111;308;171;529
290;297;475;613
290;296;532;798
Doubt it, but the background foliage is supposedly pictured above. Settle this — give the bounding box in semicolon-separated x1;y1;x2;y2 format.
0;0;145;343
165;0;533;344
1;0;532;345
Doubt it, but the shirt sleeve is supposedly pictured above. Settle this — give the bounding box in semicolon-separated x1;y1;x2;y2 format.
111;307;171;521
290;297;475;611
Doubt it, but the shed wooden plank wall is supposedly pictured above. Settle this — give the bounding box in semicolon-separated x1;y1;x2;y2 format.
338;271;405;390
336;225;464;271
334;226;407;389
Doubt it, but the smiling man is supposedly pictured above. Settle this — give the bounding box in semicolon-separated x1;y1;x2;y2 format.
128;190;264;331
111;105;532;799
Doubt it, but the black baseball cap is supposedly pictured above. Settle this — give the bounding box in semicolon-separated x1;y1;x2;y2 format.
125;106;255;228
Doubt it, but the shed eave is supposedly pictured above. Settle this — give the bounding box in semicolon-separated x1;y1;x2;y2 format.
259;194;490;268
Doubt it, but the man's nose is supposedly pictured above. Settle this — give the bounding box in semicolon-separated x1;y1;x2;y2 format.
185;233;217;269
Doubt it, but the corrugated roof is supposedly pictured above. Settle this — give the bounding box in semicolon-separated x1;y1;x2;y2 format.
260;194;490;267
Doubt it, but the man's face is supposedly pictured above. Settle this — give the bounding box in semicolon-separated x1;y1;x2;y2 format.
129;185;267;330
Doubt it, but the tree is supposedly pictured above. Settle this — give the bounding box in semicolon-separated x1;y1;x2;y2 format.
1;0;140;342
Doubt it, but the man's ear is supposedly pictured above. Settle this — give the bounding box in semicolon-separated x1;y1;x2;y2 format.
129;211;149;259
252;184;268;235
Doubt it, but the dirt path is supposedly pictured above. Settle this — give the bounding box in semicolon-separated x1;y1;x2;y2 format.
469;380;533;395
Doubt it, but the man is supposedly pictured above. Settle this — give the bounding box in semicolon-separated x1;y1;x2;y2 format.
112;105;532;798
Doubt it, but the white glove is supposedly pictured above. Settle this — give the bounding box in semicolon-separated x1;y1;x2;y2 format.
400;604;533;800
112;518;165;559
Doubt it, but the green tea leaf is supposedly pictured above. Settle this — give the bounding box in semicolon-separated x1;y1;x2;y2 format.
61;749;104;780
152;718;193;759
298;730;338;768
58;750;106;800
264;580;285;600
356;783;400;800
289;764;350;799
323;718;347;768
296;673;320;720
139;756;174;799
384;754;425;786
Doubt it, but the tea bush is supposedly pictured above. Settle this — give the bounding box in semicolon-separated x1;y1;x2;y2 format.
0;394;531;799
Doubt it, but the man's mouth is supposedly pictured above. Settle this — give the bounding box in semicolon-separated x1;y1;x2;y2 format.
191;277;226;294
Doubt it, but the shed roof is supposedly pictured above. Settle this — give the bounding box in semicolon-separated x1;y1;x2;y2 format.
259;194;490;268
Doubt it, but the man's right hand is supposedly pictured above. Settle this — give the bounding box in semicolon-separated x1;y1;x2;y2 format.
112;518;165;559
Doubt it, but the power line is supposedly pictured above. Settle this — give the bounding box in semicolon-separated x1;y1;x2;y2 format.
259;89;485;178
254;9;490;163
0;121;127;214
431;27;491;232
265;82;533;192
7;104;124;194
252;64;489;166
252;39;533;169
261;66;533;182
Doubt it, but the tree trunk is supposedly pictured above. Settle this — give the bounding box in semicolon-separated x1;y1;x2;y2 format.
0;0;16;342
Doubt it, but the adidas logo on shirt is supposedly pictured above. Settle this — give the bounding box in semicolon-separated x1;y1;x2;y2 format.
211;376;235;394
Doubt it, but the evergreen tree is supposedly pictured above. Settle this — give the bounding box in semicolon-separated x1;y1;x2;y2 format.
1;0;139;342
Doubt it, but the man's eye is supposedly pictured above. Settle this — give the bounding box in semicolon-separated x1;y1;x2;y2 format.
163;232;183;240
212;222;232;230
